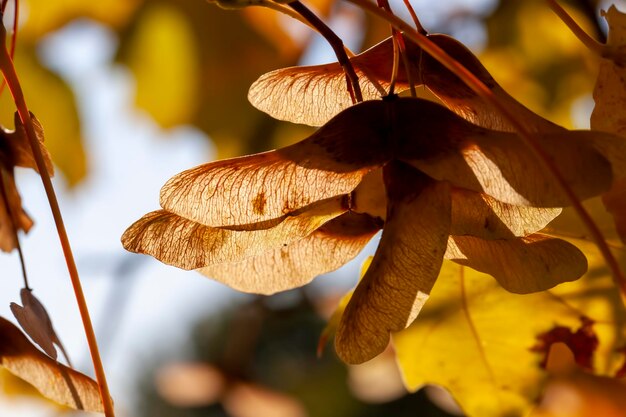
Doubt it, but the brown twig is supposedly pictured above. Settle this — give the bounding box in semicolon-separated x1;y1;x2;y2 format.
288;0;363;103
0;19;115;417
0;170;30;290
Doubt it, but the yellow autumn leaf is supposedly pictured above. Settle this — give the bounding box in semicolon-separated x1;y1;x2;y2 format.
0;46;85;185
123;2;200;128
393;261;626;417
482;0;596;130
18;0;140;41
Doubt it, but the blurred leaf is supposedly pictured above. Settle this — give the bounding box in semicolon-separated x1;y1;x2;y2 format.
0;317;104;412
590;5;626;243
483;0;596;129
124;2;201;128
533;374;626;417
19;0;141;41
393;261;626;417
0;46;85;185
0;367;46;400
117;0;299;156
155;362;226;407
591;5;626;137
347;347;406;403
222;382;308;417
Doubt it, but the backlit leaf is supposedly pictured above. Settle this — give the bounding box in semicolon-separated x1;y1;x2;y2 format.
410;129;614;207
160;101;392;227
0;46;84;184
590;5;626;243
122;197;347;270
335;164;451;364
393;261;625;417
450;187;560;239
248;60;385;127
444;234;587;293
249;34;560;131
0;317;104;412
198;212;380;295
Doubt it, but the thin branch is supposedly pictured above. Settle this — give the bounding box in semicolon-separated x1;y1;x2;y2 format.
0;171;30;289
546;0;606;55
401;0;426;34
0;20;115;417
346;0;626;300
289;0;363;103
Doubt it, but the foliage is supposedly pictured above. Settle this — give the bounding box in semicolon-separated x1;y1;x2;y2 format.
1;0;626;416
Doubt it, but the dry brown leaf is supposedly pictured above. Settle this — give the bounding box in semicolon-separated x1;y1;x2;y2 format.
122;197;347;270
0;317;104;412
349;170;561;240
4;113;54;175
0;169;32;252
198;212;381;295
414;34;561;133
249;34;560;131
410;129;614;207
602;179;626;243
591;6;626;138
160;101;392;227
335;163;451;364
10;289;70;363
248;62;384;127
0;113;53;252
450;187;561;239
445;234;587;293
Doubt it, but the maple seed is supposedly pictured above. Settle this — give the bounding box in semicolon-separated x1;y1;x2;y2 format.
123;96;623;363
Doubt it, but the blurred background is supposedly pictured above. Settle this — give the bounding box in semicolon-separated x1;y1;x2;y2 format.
0;0;615;415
